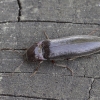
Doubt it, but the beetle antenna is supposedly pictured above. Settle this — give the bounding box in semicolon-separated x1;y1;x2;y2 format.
1;48;21;55
30;61;43;77
1;48;27;56
1;48;27;76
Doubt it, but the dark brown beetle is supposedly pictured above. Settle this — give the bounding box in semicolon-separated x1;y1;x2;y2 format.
23;35;100;62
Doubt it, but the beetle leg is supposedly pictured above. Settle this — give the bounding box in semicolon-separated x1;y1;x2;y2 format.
50;59;73;75
43;31;49;40
68;57;78;61
30;61;43;77
89;28;98;35
54;63;73;75
30;66;39;77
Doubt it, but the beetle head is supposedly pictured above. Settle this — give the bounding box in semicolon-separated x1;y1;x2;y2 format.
23;43;37;62
23;42;46;62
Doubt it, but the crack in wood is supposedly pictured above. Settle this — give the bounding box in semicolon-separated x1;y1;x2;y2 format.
0;20;99;26
0;94;57;100
17;0;22;22
88;78;95;100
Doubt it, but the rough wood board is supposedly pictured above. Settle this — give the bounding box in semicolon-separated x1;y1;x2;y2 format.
0;74;92;100
0;22;100;100
0;96;44;100
20;0;100;24
0;0;18;22
0;0;100;99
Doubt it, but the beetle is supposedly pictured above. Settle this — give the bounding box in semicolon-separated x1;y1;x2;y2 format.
2;33;100;76
22;34;100;76
23;35;100;61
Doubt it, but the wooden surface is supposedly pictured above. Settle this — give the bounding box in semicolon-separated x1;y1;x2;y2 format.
0;0;100;100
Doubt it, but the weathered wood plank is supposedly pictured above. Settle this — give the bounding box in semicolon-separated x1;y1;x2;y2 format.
1;22;100;77
0;0;18;22
1;22;100;99
90;79;100;100
20;0;100;24
0;96;43;100
0;73;92;100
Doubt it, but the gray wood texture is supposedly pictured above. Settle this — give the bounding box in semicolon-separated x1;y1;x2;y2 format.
0;0;100;100
0;0;18;22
